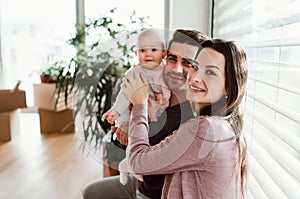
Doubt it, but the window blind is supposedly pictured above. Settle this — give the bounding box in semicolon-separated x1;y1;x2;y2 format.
213;0;300;198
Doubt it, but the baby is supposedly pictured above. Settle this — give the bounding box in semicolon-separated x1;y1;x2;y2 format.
102;28;170;185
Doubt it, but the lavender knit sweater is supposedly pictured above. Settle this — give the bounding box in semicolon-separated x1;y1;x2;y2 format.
128;104;241;199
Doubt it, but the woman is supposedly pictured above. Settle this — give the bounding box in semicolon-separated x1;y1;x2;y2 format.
122;39;248;199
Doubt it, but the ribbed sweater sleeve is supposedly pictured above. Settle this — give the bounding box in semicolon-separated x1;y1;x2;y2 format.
127;104;212;175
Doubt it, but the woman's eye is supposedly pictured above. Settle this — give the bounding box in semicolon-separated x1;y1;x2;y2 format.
206;70;217;76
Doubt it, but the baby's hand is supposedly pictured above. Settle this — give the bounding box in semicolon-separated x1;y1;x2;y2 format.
101;109;120;124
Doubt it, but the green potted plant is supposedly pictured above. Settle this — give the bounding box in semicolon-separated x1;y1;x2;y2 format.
51;8;149;134
40;61;66;83
44;8;150;176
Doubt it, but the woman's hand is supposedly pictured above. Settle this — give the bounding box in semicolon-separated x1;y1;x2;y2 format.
122;67;149;105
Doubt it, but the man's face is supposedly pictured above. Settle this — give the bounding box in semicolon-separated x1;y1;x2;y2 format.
164;42;199;91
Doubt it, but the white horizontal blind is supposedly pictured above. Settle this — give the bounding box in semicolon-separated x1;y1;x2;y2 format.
213;0;300;198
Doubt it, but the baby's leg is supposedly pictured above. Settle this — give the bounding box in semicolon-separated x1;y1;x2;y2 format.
119;158;129;185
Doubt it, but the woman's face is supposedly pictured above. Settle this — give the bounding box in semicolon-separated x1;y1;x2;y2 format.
186;47;226;108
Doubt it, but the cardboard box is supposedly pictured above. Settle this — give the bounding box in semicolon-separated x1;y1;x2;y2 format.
38;109;74;133
0;89;27;112
33;83;73;111
0;110;20;141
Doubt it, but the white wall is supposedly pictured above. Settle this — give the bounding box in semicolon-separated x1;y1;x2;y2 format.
166;0;212;36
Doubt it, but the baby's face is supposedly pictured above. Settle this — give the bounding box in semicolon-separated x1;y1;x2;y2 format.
136;35;165;70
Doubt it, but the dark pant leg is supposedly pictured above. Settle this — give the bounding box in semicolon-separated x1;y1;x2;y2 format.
82;175;137;199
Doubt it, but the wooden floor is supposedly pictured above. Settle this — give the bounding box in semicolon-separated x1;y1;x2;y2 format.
0;112;103;199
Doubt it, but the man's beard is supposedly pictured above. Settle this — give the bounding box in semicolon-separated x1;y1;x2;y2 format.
165;72;187;92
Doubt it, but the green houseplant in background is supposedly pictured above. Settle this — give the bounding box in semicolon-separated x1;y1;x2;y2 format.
43;8;149;157
72;9;149;144
40;61;66;83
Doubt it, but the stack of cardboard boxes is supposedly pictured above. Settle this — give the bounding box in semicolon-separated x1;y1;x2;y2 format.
0;89;26;141
33;83;74;134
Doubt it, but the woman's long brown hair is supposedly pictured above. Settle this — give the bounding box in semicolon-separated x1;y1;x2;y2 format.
196;39;248;198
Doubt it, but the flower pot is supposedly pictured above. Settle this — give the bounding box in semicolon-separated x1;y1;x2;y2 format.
40;75;56;83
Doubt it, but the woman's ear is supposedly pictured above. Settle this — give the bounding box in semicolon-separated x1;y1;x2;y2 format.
224;92;229;99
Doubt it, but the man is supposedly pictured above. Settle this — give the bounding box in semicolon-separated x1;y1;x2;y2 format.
82;29;209;199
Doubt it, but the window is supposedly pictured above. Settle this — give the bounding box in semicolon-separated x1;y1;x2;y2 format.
0;0;75;105
213;0;300;198
0;0;164;106
84;0;164;29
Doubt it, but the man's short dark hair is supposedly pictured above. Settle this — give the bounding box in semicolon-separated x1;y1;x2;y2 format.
167;29;209;50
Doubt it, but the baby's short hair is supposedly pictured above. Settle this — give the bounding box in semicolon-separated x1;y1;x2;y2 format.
137;28;165;49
